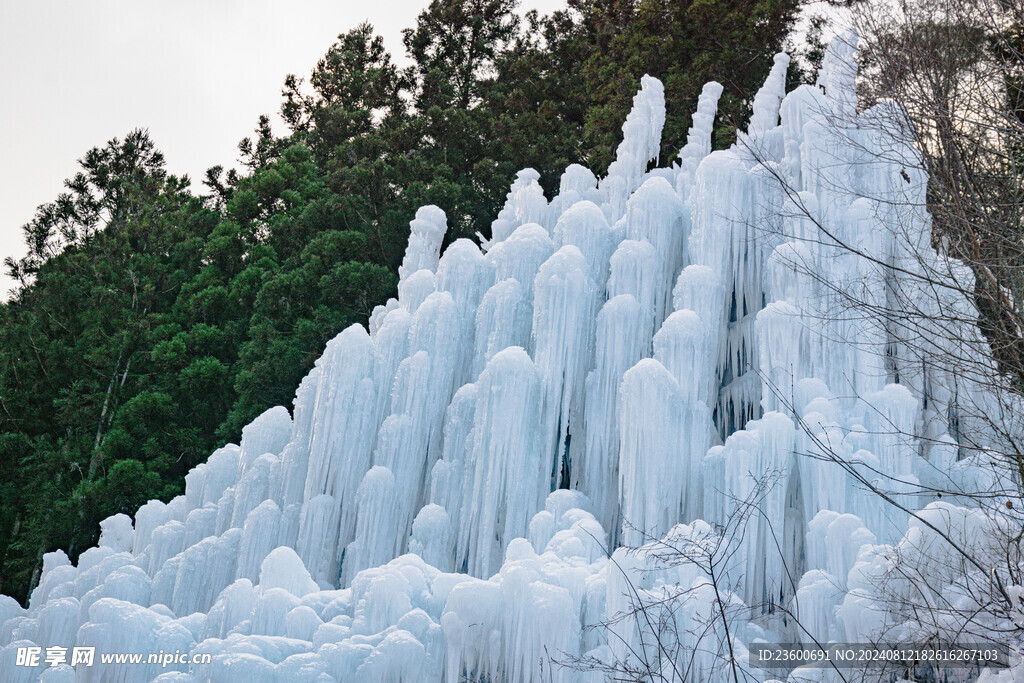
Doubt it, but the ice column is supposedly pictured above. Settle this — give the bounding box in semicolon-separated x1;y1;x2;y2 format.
297;325;378;584
573;294;647;538
459;347;544;578
600;75;666;220
482;169;551;249
399;205;448;280
532;246;600;488
618;359;688;547
675;81;724;195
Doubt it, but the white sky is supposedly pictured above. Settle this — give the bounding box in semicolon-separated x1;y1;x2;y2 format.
0;0;566;297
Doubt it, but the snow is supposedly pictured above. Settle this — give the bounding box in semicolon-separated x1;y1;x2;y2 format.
2;32;1018;682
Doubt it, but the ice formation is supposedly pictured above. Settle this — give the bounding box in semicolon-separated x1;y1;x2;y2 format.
3;32;1020;682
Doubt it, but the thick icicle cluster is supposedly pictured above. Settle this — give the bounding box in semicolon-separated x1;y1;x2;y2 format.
2;32;1019;682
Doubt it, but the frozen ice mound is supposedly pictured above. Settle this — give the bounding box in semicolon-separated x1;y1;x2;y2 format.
3;33;1019;681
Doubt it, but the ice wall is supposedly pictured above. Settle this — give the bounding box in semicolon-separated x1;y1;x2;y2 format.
2;32;1017;682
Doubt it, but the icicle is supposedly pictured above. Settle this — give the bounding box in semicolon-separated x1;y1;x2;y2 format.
654;310;711;404
182;504;217;547
434;239;495;386
741;52;791;158
229;452;280;530
398;205;448;281
369;307;411;435
607;239;662;348
622;177;686;328
170;529;241;616
298;325;378;582
487;222;555;307
600;75;667;220
409;504;454;572
294;494;341;586
341;466;401;584
235;406;292;480
132;499;170;556
482;169;551;249
652;311;717;520
678;82;724;170
397;268;436;314
235;500;282;583
573;295;646;540
459;347;544;578
276;369;320;509
553;200;615;290
549;164;600;218
428;382;478;562
617;359;689;547
817;30;859;122
472;278;532;378
532;246;600;488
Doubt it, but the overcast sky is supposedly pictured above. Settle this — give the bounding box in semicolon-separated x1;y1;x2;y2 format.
0;0;565;297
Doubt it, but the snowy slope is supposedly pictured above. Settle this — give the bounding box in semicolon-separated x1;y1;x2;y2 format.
1;33;1019;682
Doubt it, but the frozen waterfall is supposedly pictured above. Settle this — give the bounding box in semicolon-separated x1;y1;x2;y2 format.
1;32;1019;682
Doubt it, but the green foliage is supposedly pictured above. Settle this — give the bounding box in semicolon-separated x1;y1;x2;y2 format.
0;0;800;603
